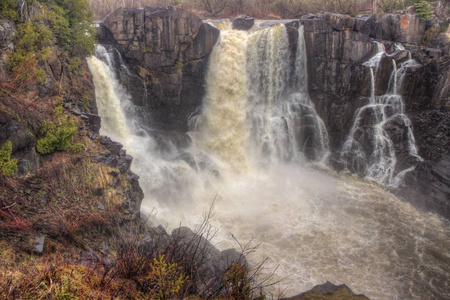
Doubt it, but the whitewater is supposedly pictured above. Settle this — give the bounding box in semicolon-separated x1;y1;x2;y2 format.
87;24;450;299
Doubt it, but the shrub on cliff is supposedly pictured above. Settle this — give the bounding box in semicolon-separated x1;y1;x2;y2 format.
0;141;18;176
415;0;433;21
0;0;19;21
50;0;97;56
36;107;83;155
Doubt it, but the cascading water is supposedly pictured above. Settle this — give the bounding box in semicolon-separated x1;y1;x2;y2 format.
341;44;422;186
88;27;450;300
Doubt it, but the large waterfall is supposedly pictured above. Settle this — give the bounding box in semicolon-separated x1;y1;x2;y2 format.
88;26;450;300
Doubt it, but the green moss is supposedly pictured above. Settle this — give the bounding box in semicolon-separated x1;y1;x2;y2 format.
175;59;183;75
0;141;18;177
142;45;153;54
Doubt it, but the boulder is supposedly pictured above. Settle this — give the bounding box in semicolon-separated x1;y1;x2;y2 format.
283;281;369;299
33;236;46;254
232;16;255;31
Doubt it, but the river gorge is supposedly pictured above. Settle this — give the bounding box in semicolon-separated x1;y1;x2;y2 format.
87;6;450;299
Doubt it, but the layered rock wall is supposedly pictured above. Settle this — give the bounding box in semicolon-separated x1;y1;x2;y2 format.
98;6;219;134
302;11;449;217
97;7;449;218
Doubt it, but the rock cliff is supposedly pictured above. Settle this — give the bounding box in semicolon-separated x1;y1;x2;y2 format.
98;6;219;137
97;7;449;218
301;11;449;217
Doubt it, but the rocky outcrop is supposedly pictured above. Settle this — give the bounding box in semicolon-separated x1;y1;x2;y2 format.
0;113;39;176
97;6;220;135
283;281;369;299
232;16;255;30
92;136;144;213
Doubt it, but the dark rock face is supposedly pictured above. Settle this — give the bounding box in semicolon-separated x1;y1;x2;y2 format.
92;136;143;213
98;6;220;134
360;13;425;44
232;16;255;30
302;11;449;217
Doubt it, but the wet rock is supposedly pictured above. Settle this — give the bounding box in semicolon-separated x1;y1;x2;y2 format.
232;16;255;31
99;136;123;155
284;281;369;299
82;113;101;134
402;158;450;218
118;154;133;174
98;6;220;134
126;171;144;213
170;227;246;279
91;152;118;167
46;51;63;81
110;170;120;177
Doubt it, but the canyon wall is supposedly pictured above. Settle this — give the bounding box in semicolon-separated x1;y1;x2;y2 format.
301;11;449;217
97;6;219;138
98;7;449;218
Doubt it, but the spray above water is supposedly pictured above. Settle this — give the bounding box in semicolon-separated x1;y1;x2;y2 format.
88;26;450;300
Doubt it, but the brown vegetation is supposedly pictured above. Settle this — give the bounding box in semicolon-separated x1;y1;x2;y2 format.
88;0;424;20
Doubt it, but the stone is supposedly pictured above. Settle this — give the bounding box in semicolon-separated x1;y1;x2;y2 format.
232;16;255;31
99;136;123;155
97;202;105;210
82;113;101;134
118;154;133;174
283;281;369;299
360;13;425;44
33;236;46;254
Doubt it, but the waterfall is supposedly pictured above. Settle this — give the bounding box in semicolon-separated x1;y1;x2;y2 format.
195;30;250;173
88;26;449;300
194;25;329;167
342;43;422;186
86;46;130;141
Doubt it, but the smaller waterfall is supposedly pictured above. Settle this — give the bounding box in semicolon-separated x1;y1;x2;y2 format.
87;46;130;141
341;42;422;186
388;59;398;94
245;25;328;163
